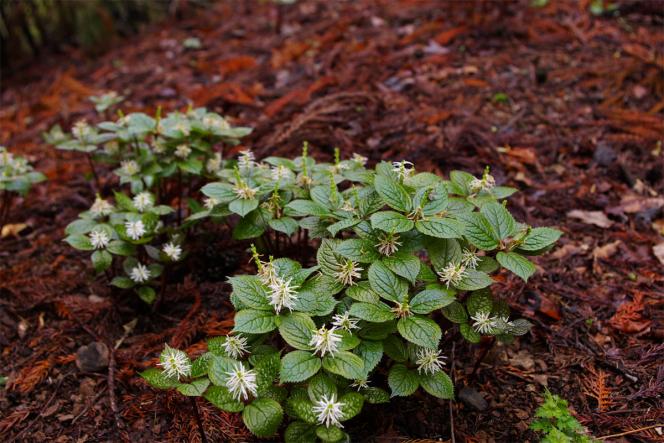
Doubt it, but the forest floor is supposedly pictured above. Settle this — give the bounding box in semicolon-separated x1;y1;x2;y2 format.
1;1;663;442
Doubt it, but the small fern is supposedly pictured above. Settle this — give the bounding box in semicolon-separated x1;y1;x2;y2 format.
530;390;597;443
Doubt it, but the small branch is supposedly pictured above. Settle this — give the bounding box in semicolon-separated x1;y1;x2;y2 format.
86;153;101;191
598;424;663;440
449;340;456;443
470;337;495;379
189;397;209;443
108;348;122;434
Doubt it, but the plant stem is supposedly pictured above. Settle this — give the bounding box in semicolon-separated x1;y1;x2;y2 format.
86;153;101;190
470;336;495;378
177;169;182;226
189;397;208;443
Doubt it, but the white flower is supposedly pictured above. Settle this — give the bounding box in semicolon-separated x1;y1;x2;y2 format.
340;199;355;213
125;220;146;240
175;144;191;159
222;335;249;359
206;153;222;174
204;197;219;210
158;344;191;380
268;276;298;314
121;160;139;176
461;249;480;269
375;232;401;256
309;325;342;357
104;141;120;155
331;312;359;332
175;121;191;136
129;263;151;283
392;160;414;180
225;363;257;401
72;120;92;140
313;394;345;428
334;260;363;286
352;153;368;166
89;230;110;249
152;140;166;154
471;311;498;334
90;197;114;218
469;173;496;193
238;150;255;170
416;348;447;375
233;182;258;200
296;173;313;187
437;262;467;288
331;162;348;175
257;260;278;286
350;378;370;391
163;242;182;261
132;192;153;212
270;165;290;181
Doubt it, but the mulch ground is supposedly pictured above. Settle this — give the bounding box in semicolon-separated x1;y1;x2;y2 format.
1;1;663;442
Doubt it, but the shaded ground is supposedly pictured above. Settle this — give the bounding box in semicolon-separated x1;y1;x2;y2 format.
1;1;663;441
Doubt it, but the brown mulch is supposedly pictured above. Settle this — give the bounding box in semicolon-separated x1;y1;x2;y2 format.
1;1;663;442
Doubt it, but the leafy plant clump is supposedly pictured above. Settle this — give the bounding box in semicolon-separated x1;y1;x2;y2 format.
142;152;562;441
531;390;597;443
0;146;46;230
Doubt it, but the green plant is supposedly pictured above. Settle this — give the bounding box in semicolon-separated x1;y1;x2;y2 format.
143;153;562;441
90;91;125;114
531;390;597;443
0;146;46;231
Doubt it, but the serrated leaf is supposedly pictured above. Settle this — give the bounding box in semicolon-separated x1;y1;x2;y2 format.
466;290;494;316
91;250;112;272
208;355;241;386
316;425;345;442
497;251;536;281
64;234;94;251
228;275;271;310
336;238;379;263
279;313;316;350
201;182;237;203
345;281;380;303
269;217;299;236
419;371;454;399
339;391;364;421
459;213;499;250
307;373;337;401
481;202;516;240
459;323;481;343
362;387;390;404
397;316;441;349
354;340;383;375
374;174;412;212
382;252;420;285
327;218;361;237
176;378;209;396
317;239;342;276
416;217;464;239
140;368;178;389
203;385;244;412
229;198;258;217
368;261;408;303
370;211;414;233
410;287;456;314
286;395;318;424
349;302;395;323
285;422;317;443
505;318;532;336
280;351;321;383
287;199;331;217
322;351;364;380
519;227;562;251
233;309;277;333
442;301;468;323
382;335;408;362
388;364;419;396
427;238;462;270
242;398;283;438
455;269;494;290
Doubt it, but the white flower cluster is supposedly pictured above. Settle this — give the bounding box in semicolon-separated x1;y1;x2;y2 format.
334;259;363;286
158;344;191;380
415;348;447;375
225;363;257;401
313;394;345;428
309;325;342;357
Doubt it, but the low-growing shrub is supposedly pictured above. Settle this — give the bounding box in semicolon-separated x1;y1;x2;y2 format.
0;146;46;230
531;390;597;442
142;152;562;441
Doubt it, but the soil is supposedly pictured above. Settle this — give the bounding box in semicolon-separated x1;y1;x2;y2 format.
1;1;663;442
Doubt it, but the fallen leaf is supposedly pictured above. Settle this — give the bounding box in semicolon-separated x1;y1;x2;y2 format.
653;242;664;265
1;223;27;238
551;243;588;260
592;240;621;274
567;210;613;228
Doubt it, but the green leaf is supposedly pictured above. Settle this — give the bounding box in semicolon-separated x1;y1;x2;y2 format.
339;391;364;421
362;387;390;404
233;211;265;239
382;252;420;285
374;174;412;212
466;290;494;316
349;302;395;323
316;426;345;442
317;239;342;276
410;287;456;314
419;371;454;399
107;240;135;256
427;238;462;270
242;398;283;438
383;335;408;362
287;199;331;217
91;250;112;272
322;351;364;380
442;301;468;323
190;354;211;378
228;276;271;310
65;218;97;235
278;313;316;350
286;393;318;424
254;352;281;392
456;269;494;290
110;276;134;289
388;364;419;396
201;182;236;203
397;315;441;349
280;351;321;383
269;217;300;236
518;227;562;252
345;281;380;303
335;238;379;263
368;261;408;303
481;202;516;240
415;218;464;239
505;318;532;336
459;323;481;343
64;234;94;251
327;218;361;237
229;198;258;217
140;368;178;389
176;378;210;396
285;422;317;443
204;385;244;412
208;355;241;386
136;286;156;304
354;340;383;375
307;373;337;401
497;252;536;281
459;213;499;250
370;211;414;233
233;310;277;334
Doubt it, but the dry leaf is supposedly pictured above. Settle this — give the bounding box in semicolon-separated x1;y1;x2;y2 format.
567;210;613;228
653;242;664;266
1;223;27;238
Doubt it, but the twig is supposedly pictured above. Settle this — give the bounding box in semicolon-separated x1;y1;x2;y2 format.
86;153;101;191
108;348;122;434
449;341;456;443
470;337;495;378
190;397;209;443
597;424;663;440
